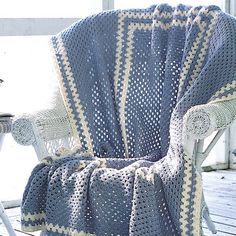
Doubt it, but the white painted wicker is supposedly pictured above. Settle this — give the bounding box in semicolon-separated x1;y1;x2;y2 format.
11;92;236;234
12;93;236;161
183;99;236;140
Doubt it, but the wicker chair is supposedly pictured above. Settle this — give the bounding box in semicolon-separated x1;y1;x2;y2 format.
11;86;236;234
10;4;236;233
11;90;236;162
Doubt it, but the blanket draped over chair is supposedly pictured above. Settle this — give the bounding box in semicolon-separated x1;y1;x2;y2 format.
21;4;236;236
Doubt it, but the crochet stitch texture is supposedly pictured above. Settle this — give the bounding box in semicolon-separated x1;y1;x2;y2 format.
21;4;236;236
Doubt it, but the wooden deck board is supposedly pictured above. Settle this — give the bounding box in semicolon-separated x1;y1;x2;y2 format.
202;170;236;236
0;170;236;235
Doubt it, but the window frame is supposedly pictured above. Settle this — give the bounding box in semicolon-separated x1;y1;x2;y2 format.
0;0;234;36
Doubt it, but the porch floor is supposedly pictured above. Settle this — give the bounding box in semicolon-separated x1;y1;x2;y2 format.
1;170;236;236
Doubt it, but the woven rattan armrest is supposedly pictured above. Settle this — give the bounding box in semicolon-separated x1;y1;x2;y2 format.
12;108;72;146
183;99;236;140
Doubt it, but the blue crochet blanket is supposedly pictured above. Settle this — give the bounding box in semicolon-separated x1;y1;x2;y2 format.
21;4;236;236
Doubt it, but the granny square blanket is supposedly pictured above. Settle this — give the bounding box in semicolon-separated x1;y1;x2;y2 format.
21;4;236;236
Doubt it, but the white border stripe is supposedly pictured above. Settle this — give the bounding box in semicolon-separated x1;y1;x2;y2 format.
179;155;192;235
49;40;82;149
51;36;94;154
114;12;188;157
188;12;219;87
22;222;95;236
118;23;153;158
177;20;207;99
192;172;202;236
210;81;236;102
22;211;45;221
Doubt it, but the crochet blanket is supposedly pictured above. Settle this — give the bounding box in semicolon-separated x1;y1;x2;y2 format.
21;4;236;236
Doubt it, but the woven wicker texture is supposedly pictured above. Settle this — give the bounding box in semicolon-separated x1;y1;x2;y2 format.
0;116;13;134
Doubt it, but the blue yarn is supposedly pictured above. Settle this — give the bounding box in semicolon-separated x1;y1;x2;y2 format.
21;4;236;236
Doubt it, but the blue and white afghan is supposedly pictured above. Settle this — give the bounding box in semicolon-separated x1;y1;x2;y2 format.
21;4;236;236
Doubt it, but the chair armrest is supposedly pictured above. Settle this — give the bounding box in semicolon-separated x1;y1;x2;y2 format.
12;108;72;146
183;99;236;140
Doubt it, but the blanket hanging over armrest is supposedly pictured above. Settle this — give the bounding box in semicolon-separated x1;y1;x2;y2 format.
21;4;236;236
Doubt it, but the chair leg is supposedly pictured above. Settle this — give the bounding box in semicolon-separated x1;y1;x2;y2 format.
202;205;217;234
0;202;17;236
194;139;219;234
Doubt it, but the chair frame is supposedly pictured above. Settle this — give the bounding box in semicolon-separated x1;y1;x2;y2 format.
11;94;236;234
0;129;17;236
